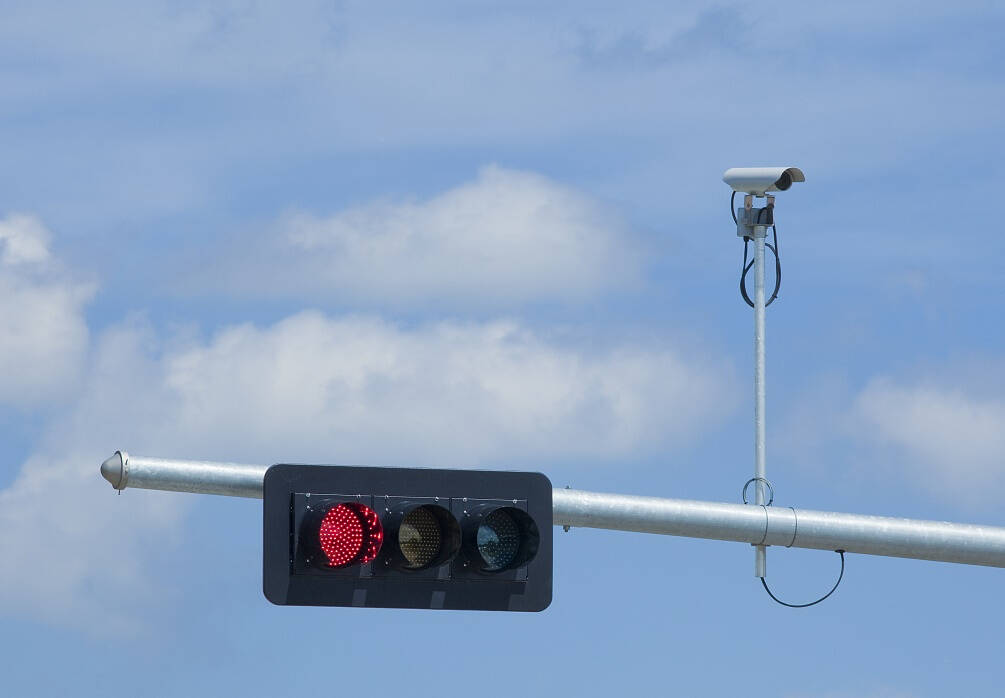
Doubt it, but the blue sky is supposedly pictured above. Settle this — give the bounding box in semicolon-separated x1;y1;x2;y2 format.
1;1;1003;695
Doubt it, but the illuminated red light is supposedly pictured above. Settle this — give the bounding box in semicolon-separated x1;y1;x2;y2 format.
318;503;383;567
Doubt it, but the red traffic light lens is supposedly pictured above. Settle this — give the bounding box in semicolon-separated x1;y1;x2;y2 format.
318;503;383;567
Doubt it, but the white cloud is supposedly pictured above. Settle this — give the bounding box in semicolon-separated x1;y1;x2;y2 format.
0;322;183;632
0;214;93;408
855;378;1005;493
0;214;52;265
778;367;1005;502
160;312;730;464
0;0;1000;257
0;310;735;628
214;166;640;306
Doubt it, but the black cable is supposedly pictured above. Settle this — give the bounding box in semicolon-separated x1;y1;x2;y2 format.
760;550;845;608
730;191;737;225
739;229;781;308
736;193;782;308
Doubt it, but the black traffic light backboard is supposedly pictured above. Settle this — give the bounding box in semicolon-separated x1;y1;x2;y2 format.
263;464;553;611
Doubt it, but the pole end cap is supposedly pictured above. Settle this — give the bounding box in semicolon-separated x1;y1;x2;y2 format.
100;451;127;490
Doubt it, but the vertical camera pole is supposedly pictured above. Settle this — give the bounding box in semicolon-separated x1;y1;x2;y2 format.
751;195;768;579
734;187;780;580
724;168;804;579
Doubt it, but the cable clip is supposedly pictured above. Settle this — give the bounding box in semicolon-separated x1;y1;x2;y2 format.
742;477;774;506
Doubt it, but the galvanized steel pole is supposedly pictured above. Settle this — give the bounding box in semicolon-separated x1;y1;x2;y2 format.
102;452;268;499
752;222;768;578
101;452;1005;569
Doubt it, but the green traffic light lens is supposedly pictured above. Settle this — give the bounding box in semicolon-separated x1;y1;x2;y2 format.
399;506;442;569
477;509;523;571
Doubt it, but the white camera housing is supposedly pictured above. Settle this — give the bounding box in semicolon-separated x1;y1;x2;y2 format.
723;167;805;195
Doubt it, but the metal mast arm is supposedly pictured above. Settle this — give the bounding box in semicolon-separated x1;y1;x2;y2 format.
101;452;1005;569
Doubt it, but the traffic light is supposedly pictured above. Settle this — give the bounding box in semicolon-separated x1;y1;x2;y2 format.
263;464;553;611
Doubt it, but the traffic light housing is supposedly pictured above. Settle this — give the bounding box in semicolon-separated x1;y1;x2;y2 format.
263;464;553;611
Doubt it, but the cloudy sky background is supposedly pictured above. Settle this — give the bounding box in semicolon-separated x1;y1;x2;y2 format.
1;2;1003;695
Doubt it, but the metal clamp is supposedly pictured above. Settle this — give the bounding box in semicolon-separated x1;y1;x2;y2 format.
742;477;774;506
